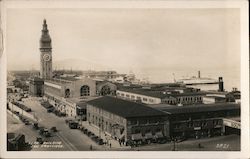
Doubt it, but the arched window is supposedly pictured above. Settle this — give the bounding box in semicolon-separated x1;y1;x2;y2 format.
80;85;90;96
65;89;70;98
100;85;111;96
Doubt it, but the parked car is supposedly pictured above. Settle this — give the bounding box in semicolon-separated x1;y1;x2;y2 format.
36;137;43;144
60;112;66;117
50;126;57;132
47;107;54;113
87;131;92;137
68;121;78;129
91;136;98;142
80;127;85;132
24;120;30;125
96;138;104;145
39;127;45;135
33;122;39;129
21;118;27;123
43;129;51;137
83;129;88;134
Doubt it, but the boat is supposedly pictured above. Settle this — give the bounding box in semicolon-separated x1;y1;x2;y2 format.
176;71;218;85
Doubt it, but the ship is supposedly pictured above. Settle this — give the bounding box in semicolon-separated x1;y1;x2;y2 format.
176;71;219;85
175;71;221;91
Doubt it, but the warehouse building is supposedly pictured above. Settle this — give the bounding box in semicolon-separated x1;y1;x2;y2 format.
87;96;169;145
149;103;240;139
116;88;206;105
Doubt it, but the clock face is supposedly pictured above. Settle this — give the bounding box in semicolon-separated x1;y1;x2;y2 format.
43;54;51;62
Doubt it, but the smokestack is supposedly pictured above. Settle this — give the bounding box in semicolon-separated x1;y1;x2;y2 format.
198;71;201;78
218;77;224;92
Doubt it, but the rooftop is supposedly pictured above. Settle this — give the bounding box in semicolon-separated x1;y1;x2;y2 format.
54;76;79;81
87;96;167;118
118;88;207;99
65;96;98;105
152;103;240;115
203;96;226;100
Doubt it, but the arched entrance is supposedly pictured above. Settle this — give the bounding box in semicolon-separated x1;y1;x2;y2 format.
100;85;111;96
65;89;70;98
80;85;90;96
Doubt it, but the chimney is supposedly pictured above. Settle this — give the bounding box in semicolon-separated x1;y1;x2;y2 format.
218;77;224;92
198;71;201;78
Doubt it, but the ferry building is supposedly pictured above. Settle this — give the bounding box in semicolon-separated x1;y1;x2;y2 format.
29;19;117;118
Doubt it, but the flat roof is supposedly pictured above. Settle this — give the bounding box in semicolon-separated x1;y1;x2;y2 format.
203;96;226;99
118;88;207;99
66;96;100;104
87;96;167;118
226;117;241;122
154;103;240;115
45;78;72;85
55;76;79;81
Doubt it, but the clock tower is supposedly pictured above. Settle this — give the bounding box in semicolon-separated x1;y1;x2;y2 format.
40;19;52;79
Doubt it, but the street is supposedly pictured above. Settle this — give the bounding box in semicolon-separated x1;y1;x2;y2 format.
128;134;240;151
8;97;240;151
8;97;106;151
25;97;110;150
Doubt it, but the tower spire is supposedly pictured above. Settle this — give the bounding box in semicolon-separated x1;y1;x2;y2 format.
40;19;52;79
42;19;48;33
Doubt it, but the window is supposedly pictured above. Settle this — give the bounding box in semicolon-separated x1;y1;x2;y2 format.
131;120;137;125
100;85;111;96
134;129;141;134
80;85;90;96
142;98;148;101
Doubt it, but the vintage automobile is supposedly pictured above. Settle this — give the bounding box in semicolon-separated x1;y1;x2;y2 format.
33;122;39;129
50;126;57;132
36;137;44;144
68;121;78;129
96;138;104;145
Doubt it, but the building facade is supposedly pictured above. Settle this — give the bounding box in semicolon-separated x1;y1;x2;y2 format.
43;77;117;117
150;103;240;139
87;96;169;145
29;77;44;97
116;89;205;106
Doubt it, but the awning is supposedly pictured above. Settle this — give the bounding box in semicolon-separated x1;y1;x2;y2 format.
145;132;153;139
131;133;143;141
154;131;164;138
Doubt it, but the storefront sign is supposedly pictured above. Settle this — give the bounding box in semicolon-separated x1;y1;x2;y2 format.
194;127;201;130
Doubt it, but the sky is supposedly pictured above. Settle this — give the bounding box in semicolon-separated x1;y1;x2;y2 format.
6;8;241;89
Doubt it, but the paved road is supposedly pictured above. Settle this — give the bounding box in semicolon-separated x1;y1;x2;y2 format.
8;97;240;151
7;113;68;151
129;134;240;151
22;97;105;151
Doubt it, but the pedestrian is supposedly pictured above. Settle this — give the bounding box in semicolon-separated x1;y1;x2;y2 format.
90;145;92;150
109;143;111;148
198;143;201;148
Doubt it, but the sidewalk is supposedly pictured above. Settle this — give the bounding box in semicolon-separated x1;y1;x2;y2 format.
81;121;131;150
